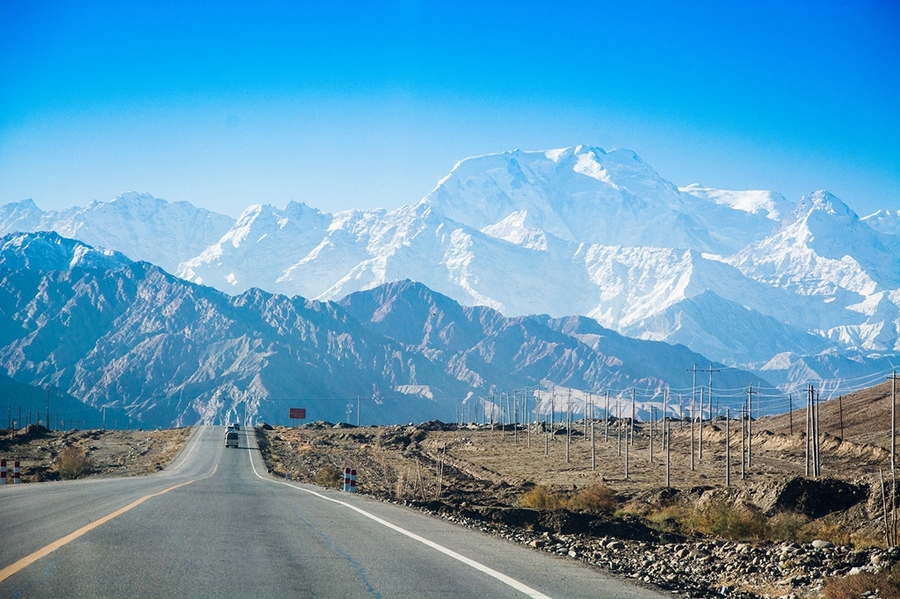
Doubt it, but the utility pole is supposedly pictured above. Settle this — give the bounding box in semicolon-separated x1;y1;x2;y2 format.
46;387;50;430
514;389;518;445
699;387;704;461
806;385;816;476
605;390;610;442
357;395;360;427
892;369;898;473
725;407;731;487
566;389;571;463
839;394;844;439
662;388;668;451
697;364;720;462
630;388;635;445
689;396;695;471
665;416;670;487
789;393;793;435
747;385;755;469
526;387;530;449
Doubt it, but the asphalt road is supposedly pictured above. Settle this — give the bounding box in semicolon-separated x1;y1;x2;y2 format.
0;426;668;598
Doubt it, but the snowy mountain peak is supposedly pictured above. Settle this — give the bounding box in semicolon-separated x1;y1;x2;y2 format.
793;190;857;223
680;184;790;221
422;146;774;253
0;192;235;274
863;209;900;237
0;231;133;271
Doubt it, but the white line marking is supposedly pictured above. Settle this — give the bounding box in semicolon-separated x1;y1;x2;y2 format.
247;435;552;599
170;426;204;472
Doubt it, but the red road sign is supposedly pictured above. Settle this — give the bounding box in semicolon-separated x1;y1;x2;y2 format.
289;408;306;419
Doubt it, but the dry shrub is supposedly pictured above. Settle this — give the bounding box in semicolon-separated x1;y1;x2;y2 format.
689;501;768;541
644;504;693;535
519;485;565;510
824;563;900;599
807;520;852;547
768;511;812;543
519;484;617;512
57;445;94;479
313;464;343;489
567;484;617;513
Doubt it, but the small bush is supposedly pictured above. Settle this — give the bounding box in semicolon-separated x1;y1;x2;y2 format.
314;464;343;489
57;445;94;479
768;511;811;543
519;485;564;510
689;501;768;541
567;484;617;513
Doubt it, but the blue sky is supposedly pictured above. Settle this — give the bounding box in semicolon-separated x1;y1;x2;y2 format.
0;0;897;218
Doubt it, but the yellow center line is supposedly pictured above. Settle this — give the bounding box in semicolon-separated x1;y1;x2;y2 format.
0;478;196;583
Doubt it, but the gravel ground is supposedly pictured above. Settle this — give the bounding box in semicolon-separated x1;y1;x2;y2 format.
0;424;191;481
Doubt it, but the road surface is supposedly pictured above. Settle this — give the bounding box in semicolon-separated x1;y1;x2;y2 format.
0;426;667;598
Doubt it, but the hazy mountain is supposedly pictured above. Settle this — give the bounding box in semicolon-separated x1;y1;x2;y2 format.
0;192;234;273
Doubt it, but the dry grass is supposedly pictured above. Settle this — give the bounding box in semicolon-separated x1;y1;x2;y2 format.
313;464;343;489
519;485;565;510
823;563;900;599
56;445;94;479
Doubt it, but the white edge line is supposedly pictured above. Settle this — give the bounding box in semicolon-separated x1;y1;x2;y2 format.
170;425;203;472
247;434;552;599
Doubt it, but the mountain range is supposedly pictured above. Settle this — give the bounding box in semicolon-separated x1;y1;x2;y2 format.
1;145;898;420
0;231;769;427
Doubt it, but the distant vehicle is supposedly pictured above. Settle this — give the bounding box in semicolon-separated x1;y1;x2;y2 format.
233;423;240;430
225;430;239;448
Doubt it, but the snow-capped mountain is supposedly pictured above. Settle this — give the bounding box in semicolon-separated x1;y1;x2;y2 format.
0;230;132;271
0;192;234;273
423;146;780;254
2;145;897;393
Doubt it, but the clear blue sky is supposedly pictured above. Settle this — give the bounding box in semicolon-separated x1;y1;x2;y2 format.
1;0;897;218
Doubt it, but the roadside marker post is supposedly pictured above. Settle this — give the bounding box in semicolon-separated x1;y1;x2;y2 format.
343;467;351;492
1;459;6;484
13;460;20;483
350;469;357;493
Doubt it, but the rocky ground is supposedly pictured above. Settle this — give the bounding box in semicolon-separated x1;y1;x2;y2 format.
0;424;191;481
255;400;900;599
